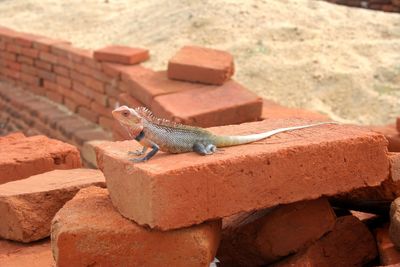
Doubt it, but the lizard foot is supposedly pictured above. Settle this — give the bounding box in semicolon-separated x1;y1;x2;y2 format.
129;157;147;163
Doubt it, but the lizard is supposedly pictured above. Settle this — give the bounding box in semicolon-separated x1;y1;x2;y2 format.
112;105;337;162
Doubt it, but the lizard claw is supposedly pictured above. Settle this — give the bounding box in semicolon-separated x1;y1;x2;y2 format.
129;157;147;163
128;150;145;156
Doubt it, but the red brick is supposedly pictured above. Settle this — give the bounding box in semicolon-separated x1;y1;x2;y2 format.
53;65;70;77
37;68;56;81
368;124;400;152
0;135;81;184
70;47;93;63
99;116;115;131
50;43;74;58
6;61;21;71
0;169;105;242
94;45;149;65
96;120;389;230
0;239;54;267
73;129;112;145
33;37;70;52
39;51;58;64
81;140;107;168
43;80;58;91
30;85;47;96
57;116;96;139
125;70;204;106
397;117;400;133
103;63;151;80
273;216;377;267
68;89;92;108
152;80;262;127
51;187;221;267
90;101;113;118
218;198;336;266
5;43;21;53
376;225;400;266
56;75;72;88
83;56;102;70
168;45;234;85
20;47;39;58
84;75;104;92
261;99;329;120
17;55;34;65
118;92;144;108
70;70;86;84
20;72;40;85
46;91;64;104
390;197;400;249
78;106;99;123
13;32;42;47
86;88;108;106
104;82;120;97
0;51;16;61
35;59;52;71
63;97;78;112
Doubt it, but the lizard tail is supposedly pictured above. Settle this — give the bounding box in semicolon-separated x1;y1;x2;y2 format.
213;121;337;147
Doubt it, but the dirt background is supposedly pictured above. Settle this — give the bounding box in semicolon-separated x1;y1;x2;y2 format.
0;0;399;125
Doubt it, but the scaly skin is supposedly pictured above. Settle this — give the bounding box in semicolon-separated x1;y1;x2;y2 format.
112;105;337;162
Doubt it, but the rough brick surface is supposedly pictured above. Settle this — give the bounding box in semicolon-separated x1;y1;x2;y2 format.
390;197;400;249
168;46;234;85
261;99;328;120
152;80;263;127
369;124;400;152
94;45;149;65
376;225;400;266
0;169;105;242
273;216;377;267
51;187;221;267
124;70;204;106
218;198;336;266
0;239;53;267
0;135;81;184
96;119;389;230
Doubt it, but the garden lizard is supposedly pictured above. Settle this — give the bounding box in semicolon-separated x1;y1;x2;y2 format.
112;105;336;162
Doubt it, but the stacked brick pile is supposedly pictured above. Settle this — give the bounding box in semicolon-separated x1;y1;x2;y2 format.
326;0;400;12
0;132;106;266
368;118;400;152
0;26;263;140
45;116;397;266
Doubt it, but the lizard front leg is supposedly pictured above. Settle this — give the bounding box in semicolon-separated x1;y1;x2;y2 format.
130;143;159;162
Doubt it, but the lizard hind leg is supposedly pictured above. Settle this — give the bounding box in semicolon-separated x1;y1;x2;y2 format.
193;143;216;156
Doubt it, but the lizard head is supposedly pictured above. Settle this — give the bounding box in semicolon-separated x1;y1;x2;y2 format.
112;105;142;127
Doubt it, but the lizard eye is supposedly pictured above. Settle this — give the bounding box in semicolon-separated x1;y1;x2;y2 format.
122;110;130;117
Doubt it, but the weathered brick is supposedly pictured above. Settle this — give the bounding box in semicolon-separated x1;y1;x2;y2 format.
273;216;377;267
152;80;262;127
84;76;104;92
218;198;336;266
78;106;99;123
17;55;34;65
53;65;70;77
168;45;234;85
0;239;54;267
37;68;56;81
96;120;389;230
5;43;21;54
73;128;112;145
43;80;58;91
376;225;400;266
0;169;105;242
0;134;81;184
33;37;70;52
34;59;52;71
124;70;204;107
68;88;92;108
46;91;64;104
118;92;144;108
13;32;42;47
20;72;40;85
63;97;78;112
99;116;115;131
56;75;72;88
20;47;39;58
51;187;221;267
39;51;58;64
90;101;112;118
94;45;149;65
58;116;95;139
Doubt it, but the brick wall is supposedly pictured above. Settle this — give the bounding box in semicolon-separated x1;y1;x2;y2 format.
0;26;263;141
326;0;400;12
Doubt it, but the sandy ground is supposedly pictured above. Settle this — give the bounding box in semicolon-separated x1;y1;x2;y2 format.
0;0;399;125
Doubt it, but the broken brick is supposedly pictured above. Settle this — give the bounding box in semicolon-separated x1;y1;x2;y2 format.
168;45;234;85
0;169;105;242
51;187;221;267
218;198;336;266
0;135;81;184
94;45;149;65
152;80;262;127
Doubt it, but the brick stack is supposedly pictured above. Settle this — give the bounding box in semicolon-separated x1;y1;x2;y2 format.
51;118;391;266
326;0;400;12
0;132;106;266
368;119;400;152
